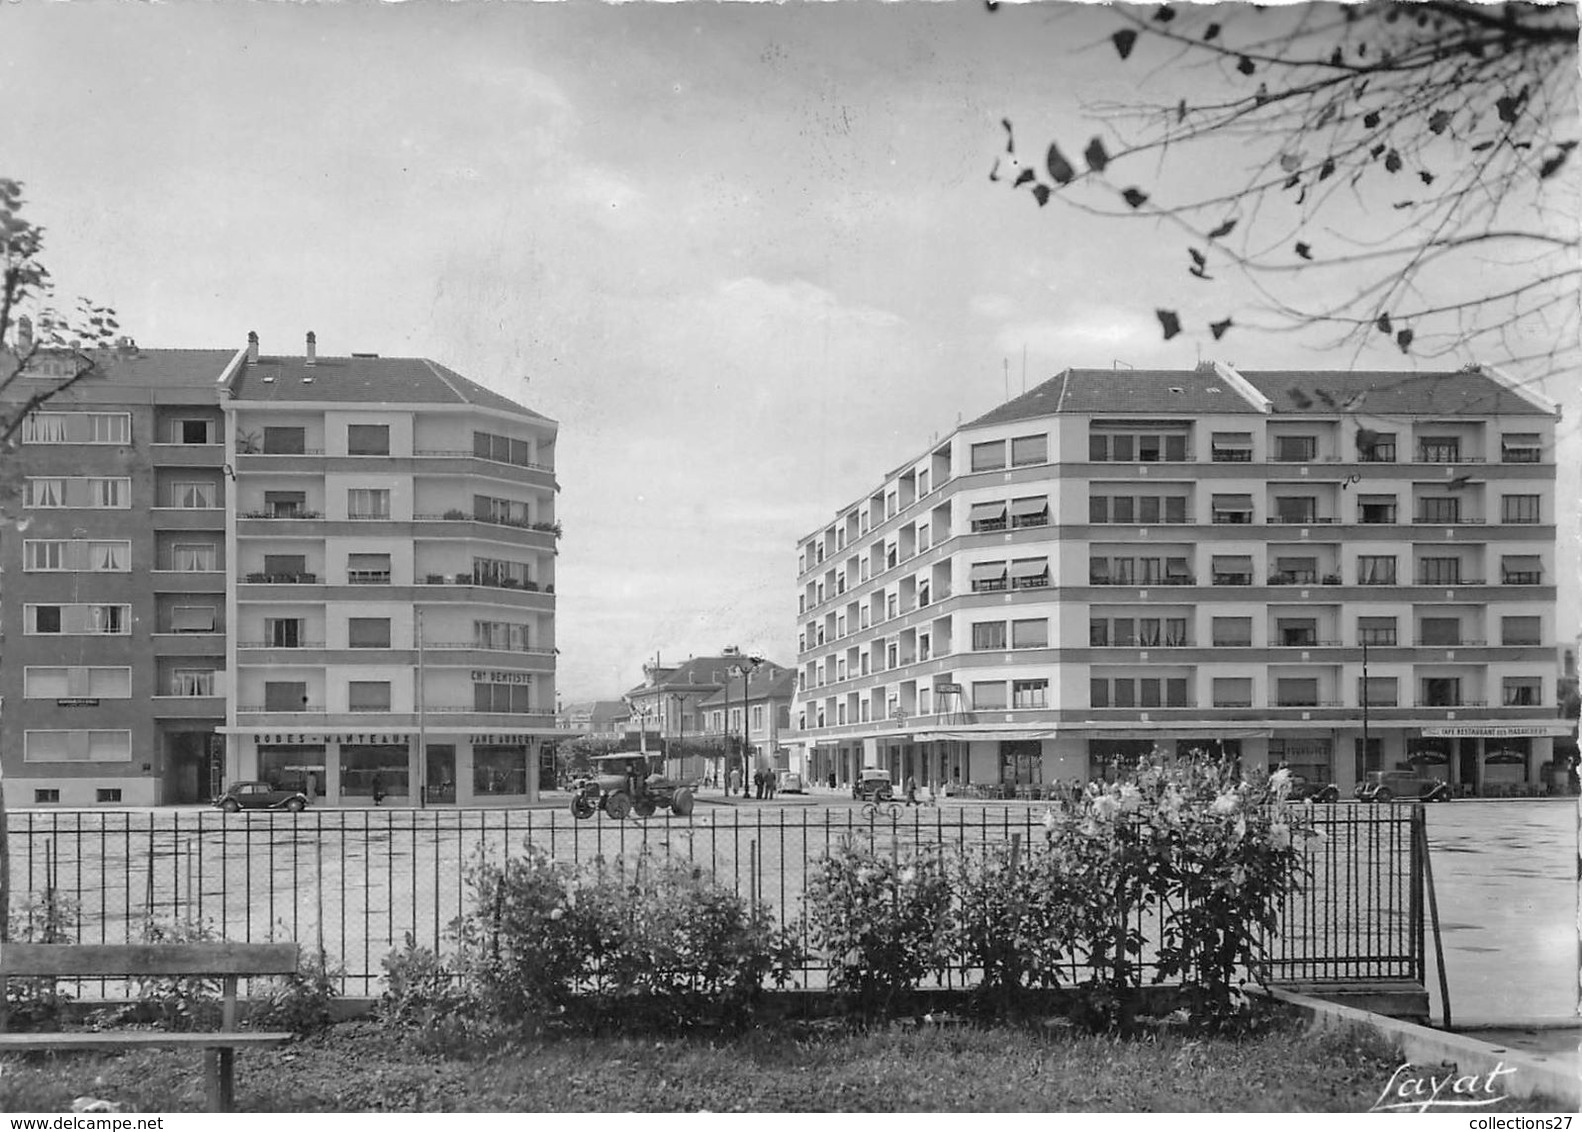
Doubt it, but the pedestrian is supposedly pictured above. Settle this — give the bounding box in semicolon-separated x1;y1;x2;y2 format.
729;767;741;796
766;771;776;800
753;768;765;800
904;774;918;806
371;771;385;807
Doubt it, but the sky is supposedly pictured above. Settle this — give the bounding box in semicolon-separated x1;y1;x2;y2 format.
3;0;1577;703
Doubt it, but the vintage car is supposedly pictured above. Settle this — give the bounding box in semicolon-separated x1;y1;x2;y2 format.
213;780;310;813
1287;774;1341;804
1354;770;1451;804
851;767;893;802
776;771;806;795
570;752;694;820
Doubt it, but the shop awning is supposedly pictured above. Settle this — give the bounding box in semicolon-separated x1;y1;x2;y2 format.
1421;723;1572;738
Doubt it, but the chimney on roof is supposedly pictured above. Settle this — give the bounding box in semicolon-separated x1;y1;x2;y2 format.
16;316;32;354
247;331;259;364
305;331;316;367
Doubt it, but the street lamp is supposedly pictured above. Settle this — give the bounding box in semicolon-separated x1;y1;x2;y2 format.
729;654;765;795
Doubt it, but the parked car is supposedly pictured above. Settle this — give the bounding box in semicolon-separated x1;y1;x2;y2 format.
1287;775;1341;803
1354;770;1451;804
213;781;309;812
777;771;806;794
852;768;893;802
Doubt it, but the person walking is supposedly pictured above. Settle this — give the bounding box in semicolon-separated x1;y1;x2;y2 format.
370;771;385;807
904;774;919;807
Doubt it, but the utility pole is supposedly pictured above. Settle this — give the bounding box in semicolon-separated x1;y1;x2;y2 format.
416;607;427;808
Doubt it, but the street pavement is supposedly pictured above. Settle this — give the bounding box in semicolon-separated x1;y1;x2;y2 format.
1422;798;1578;1028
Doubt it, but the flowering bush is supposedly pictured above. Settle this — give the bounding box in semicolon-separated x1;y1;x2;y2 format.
804;839;953;1014
1039;758;1311;1031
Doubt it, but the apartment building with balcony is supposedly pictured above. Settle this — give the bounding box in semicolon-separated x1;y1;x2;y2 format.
222;333;559;806
789;363;1564;797
0;338;237;807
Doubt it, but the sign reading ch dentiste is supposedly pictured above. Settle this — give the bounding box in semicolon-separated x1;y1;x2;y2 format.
471;670;532;684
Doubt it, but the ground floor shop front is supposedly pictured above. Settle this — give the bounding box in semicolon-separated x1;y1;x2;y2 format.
223;727;557;806
799;721;1574;798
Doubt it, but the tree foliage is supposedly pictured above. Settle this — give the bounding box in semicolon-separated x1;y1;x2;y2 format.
0;177;123;939
993;2;1578;372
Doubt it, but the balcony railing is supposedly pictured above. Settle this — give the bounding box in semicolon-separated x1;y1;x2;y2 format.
1274;700;1345;708
1416;699;1488;709
1011;513;1051;529
1211;511;1254;524
1011;575;1051;590
1210;449;1253;463
238;510;323;520
242;573;318;584
1414;514;1484;524
1416;576;1485;586
1501;448;1542;463
972;578;1008;593
1267;516;1335;525
1268;572;1319;585
237;641;326;650
238;705;326;714
347;571;392;585
1502;572;1543;585
413;449;555;472
1415;638;1486;647
970;518;1007;533
1211;573;1253;586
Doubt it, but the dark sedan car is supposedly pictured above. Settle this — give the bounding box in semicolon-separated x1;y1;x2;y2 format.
213;780;310;812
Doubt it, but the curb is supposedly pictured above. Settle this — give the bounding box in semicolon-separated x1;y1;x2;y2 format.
1265;986;1581;1108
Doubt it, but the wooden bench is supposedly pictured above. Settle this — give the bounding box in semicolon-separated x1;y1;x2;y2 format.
0;942;300;1112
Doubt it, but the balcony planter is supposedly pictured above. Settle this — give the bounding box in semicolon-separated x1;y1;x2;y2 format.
1322;574;1342;585
246;572;267;583
443;509;467;521
426;574;444;585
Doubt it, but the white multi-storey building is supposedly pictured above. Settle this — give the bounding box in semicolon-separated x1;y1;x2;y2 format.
790;364;1564;797
221;332;560;806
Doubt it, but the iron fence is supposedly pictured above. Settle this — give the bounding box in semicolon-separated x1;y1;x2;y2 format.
3;802;1422;997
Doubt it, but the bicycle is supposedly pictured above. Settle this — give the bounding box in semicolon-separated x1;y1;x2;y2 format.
861;799;902;821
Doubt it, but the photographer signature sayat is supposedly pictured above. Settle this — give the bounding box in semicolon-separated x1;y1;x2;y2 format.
1371;1061;1517;1112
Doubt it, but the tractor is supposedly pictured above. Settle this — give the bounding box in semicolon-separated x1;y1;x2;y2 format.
569;752;695;820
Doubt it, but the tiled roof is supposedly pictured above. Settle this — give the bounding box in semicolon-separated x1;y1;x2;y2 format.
972;369;1266;427
229;354;551;422
1237;368;1552;417
966;365;1552;426
0;347;235;394
626;655;781;697
697;666;796;708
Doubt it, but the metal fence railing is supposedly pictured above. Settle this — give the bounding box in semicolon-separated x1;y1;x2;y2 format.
3;803;1422;997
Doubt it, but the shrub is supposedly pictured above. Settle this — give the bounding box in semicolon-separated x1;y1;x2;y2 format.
378;933;490;1053
1038;757;1310;1032
804;839;952;1015
249;945;341;1035
133;918;223;1031
3;893;78;1029
454;848;800;1033
951;843;1081;1011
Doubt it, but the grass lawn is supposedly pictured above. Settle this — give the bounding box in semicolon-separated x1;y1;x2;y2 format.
0;1016;1570;1113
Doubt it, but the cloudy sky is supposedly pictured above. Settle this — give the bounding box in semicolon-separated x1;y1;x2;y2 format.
4;0;1576;701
